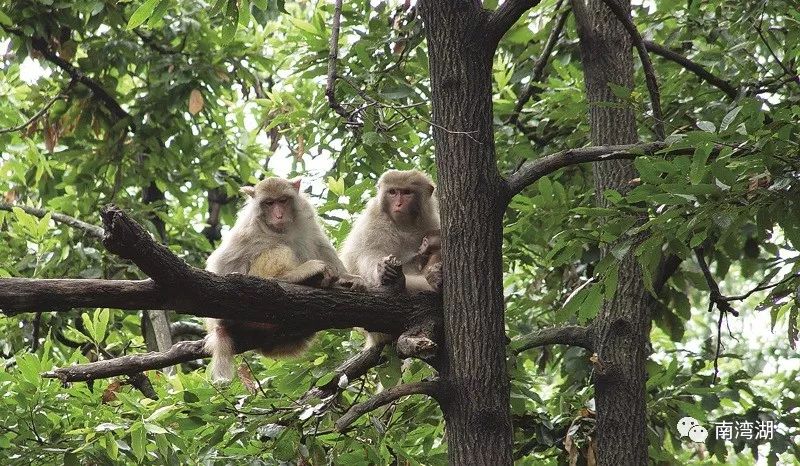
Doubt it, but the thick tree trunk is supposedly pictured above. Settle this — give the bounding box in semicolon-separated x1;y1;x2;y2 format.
418;2;512;465
574;1;655;464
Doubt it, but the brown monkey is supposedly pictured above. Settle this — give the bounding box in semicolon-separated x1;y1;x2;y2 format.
340;169;441;347
205;177;358;382
413;229;442;292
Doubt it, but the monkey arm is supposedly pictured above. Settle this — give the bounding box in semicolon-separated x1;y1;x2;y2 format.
404;273;434;292
279;259;336;286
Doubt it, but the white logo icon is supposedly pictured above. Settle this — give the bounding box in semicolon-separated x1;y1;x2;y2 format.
677;416;700;437
688;425;709;442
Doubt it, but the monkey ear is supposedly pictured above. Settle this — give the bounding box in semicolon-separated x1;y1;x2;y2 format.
289;177;302;192
425;182;436;196
240;186;256;197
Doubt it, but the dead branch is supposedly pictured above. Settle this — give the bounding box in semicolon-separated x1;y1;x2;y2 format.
0;202;104;239
511;325;594;353
335;379;441;431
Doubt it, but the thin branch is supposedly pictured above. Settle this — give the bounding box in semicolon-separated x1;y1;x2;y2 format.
335;379;441;431
486;0;544;48
511;325;594;353
325;0;349;120
0;79;75;134
0;202;104;238
0;26;132;126
42;339;207;383
300;343;386;403
504;141;667;199
598;0;664;140
753;21;800;86
693;248;739;317
508;4;570;124
170;321;206;339
643;41;738;100
724;271;800;302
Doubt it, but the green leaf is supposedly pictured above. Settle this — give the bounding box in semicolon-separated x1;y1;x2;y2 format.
0;9;12;26
126;0;163;30
696;120;716;133
93;308;109;343
578;285;603;322
131;423;146;462
82;313;97;342
720;106;741;131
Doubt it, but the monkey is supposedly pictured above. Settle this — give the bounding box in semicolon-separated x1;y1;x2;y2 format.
204;176;359;382
340;169;441;347
412;229;442;292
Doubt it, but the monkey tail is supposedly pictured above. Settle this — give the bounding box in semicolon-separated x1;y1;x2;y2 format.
204;320;236;382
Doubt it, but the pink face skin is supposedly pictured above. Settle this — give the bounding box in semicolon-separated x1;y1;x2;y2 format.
385;187;419;223
262;196;292;232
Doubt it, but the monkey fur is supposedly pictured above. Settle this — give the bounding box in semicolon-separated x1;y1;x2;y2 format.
340;169;441;347
204;177;356;382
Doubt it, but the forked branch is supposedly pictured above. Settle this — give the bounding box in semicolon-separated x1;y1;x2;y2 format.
486;0;543;48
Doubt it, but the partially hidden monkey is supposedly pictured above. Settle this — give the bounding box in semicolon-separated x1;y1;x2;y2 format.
412;229;442;292
340;169;441;347
205;177;358;382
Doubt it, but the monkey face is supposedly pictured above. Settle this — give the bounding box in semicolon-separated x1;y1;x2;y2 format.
260;196;295;232
241;177;303;233
383;187;420;223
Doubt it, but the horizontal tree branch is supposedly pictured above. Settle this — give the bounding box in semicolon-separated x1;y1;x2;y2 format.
643;41;739;100
335;379;441;431
486;0;543;48
510;325;594;353
0;202;104;239
0;206;442;357
42;340;208;383
504;142;667;200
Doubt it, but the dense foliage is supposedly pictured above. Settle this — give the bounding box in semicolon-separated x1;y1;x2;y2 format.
0;0;798;464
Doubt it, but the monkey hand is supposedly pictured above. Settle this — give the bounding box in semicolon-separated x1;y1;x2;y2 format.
336;273;367;292
378;255;406;290
424;262;443;292
292;260;339;288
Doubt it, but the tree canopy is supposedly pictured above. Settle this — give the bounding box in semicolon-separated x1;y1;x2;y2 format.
1;0;799;464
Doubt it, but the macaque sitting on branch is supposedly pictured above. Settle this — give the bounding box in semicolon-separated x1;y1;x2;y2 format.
340;169;442;347
204;177;360;382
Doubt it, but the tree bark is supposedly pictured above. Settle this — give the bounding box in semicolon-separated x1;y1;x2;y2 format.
418;2;512;464
573;0;655;464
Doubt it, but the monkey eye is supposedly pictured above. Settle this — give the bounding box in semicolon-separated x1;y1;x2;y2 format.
401;189;413;195
264;200;275;206
388;189;397;195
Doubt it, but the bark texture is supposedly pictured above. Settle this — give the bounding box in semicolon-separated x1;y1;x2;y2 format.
418;2;512;464
574;0;655;464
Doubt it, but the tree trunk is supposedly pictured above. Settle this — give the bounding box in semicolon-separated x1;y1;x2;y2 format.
418;2;512;465
574;1;655;464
